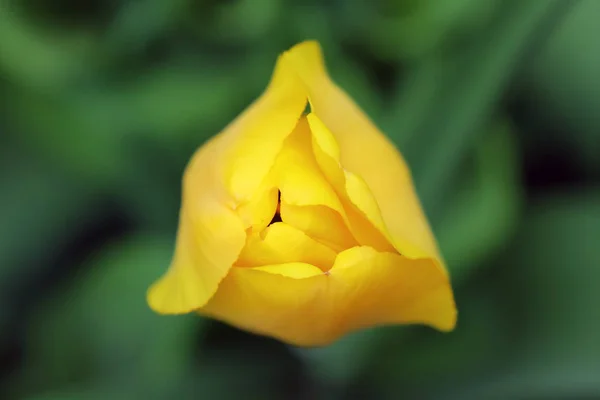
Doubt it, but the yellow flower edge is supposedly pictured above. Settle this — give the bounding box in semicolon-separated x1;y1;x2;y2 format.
147;41;457;347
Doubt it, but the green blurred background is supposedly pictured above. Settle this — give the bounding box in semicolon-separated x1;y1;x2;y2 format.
1;0;599;399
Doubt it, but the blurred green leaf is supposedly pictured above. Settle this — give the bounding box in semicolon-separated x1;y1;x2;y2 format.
437;118;523;282
0;153;98;339
23;387;131;400
365;0;502;60
122;65;247;141
106;0;190;53
181;348;293;400
293;327;386;387
434;188;600;399
7;88;132;186
520;0;600;171
18;234;201;398
212;0;282;44
382;0;566;220
0;2;94;90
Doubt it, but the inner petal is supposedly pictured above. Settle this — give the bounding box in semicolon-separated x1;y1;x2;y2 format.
269;117;359;251
235;116;362;269
272;118;345;211
279;203;357;253
237;185;279;233
235;222;337;271
307;113;396;253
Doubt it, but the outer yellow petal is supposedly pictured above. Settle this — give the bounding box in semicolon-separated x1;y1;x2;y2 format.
236;222;337;271
147;52;307;314
224;54;308;203
201;247;456;347
284;42;442;263
330;248;456;335
147;138;246;314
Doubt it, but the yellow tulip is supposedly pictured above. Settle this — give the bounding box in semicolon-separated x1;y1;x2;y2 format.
147;41;457;347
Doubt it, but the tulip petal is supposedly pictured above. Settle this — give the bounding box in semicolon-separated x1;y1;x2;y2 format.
329;247;456;334
237;185;279;232
253;263;324;279
307;113;395;253
279;204;358;252
236;222;337;271
224;54;308;203
201;246;456;347
284;41;443;264
273;118;342;211
148;53;307;314
271;117;359;251
343;169;394;245
147;138;247;314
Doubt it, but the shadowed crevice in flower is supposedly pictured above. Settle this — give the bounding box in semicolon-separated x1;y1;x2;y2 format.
302;102;312;116
268;190;282;226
